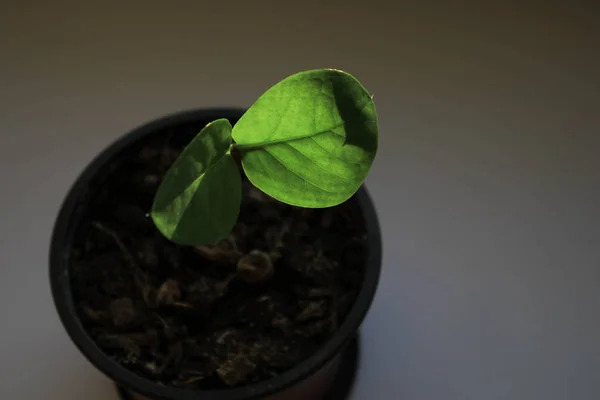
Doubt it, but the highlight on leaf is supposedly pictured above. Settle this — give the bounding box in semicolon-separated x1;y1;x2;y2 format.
232;69;378;208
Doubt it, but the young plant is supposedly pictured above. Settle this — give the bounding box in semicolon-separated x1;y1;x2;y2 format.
151;69;379;245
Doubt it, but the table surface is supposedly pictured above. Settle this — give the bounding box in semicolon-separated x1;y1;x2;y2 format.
1;2;599;399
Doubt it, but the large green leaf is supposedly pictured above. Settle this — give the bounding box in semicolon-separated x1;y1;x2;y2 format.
151;119;241;245
232;69;378;208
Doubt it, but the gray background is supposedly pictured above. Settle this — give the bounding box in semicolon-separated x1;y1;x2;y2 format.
1;1;599;399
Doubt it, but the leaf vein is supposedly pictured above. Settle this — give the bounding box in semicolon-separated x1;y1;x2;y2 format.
261;148;339;194
284;141;354;181
307;135;363;167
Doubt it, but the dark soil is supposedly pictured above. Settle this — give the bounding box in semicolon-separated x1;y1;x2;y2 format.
69;122;368;389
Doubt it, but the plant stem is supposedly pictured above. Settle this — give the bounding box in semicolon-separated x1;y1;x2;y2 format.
230;143;243;170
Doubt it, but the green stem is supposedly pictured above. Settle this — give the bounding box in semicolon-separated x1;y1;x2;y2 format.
230;143;243;169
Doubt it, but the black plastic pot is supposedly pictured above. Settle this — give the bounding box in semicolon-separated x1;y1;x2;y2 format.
50;108;382;400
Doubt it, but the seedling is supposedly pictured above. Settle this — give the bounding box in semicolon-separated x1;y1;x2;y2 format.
151;69;379;245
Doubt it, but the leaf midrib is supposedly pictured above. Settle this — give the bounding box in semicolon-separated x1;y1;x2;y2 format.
234;122;344;150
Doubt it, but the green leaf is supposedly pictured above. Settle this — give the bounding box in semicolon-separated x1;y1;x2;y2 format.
151;118;241;245
232;69;378;208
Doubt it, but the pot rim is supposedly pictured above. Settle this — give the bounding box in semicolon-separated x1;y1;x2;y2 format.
49;108;382;400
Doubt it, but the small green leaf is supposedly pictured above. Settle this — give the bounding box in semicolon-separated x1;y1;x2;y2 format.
151;119;241;245
232;69;378;208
